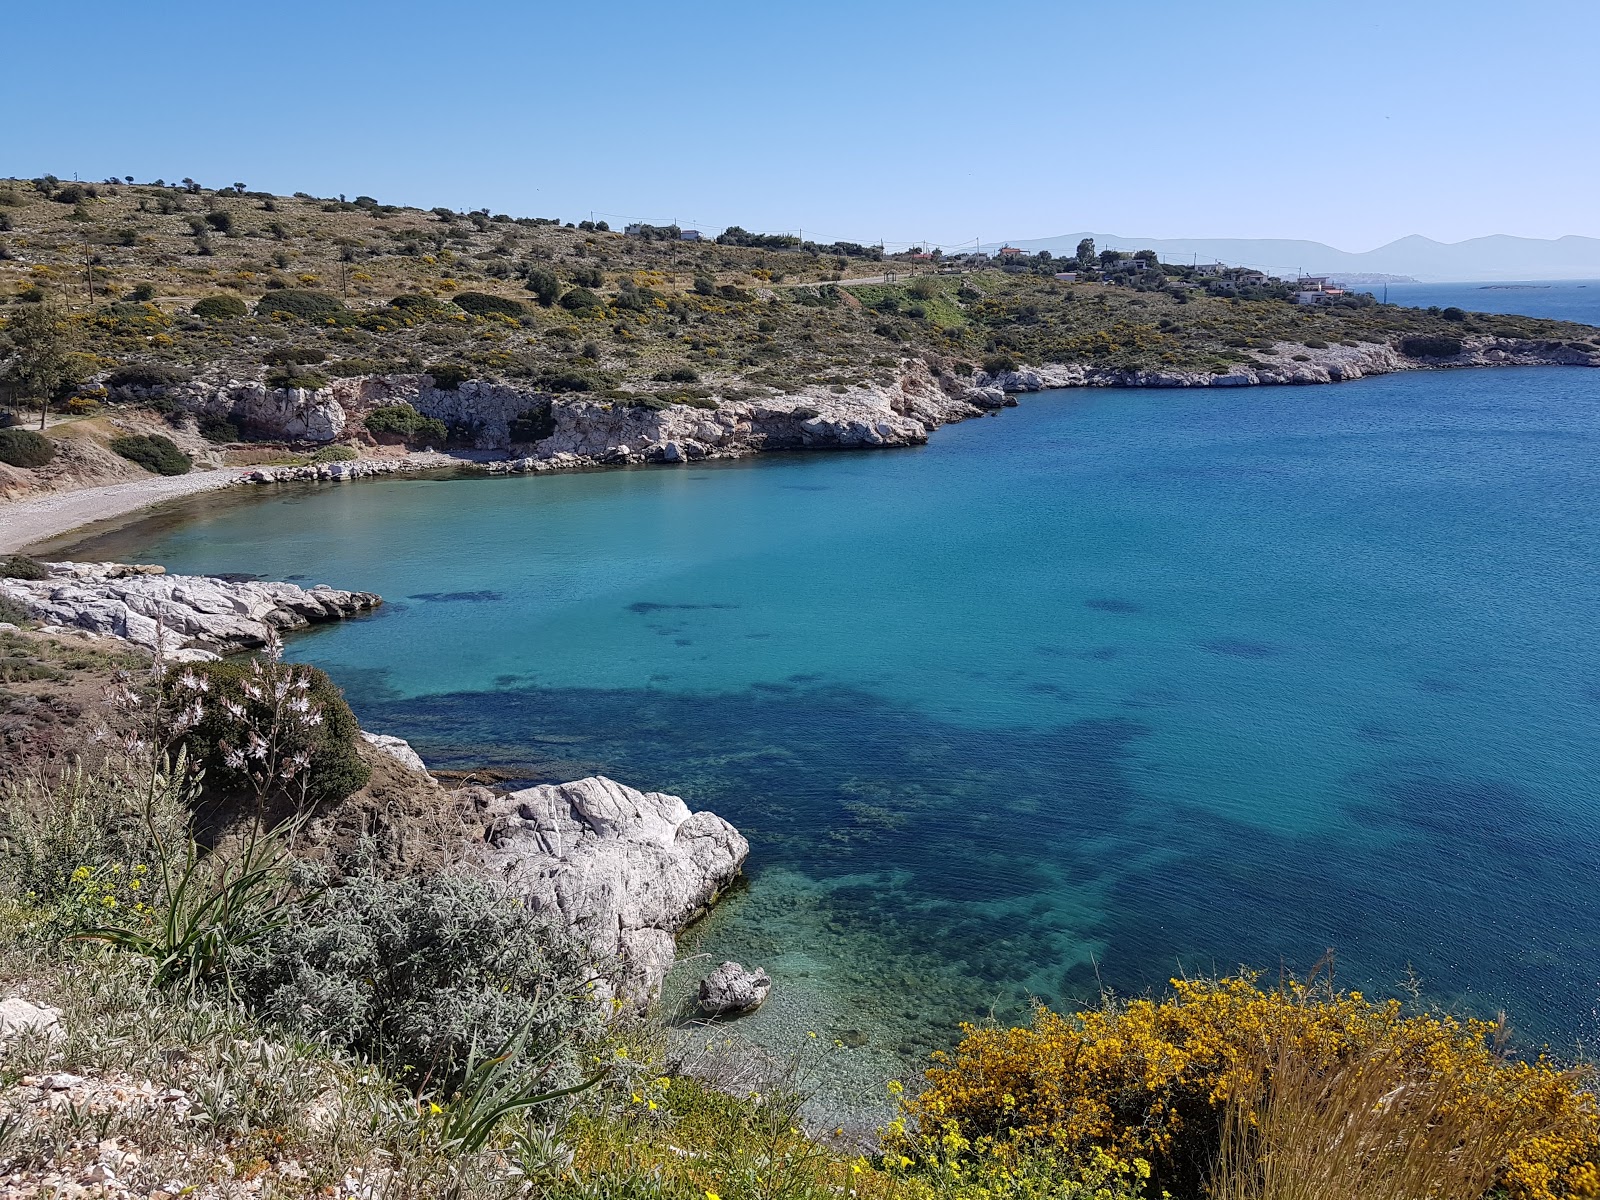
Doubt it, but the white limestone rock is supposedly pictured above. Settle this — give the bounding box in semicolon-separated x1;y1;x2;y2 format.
472;776;748;1008
0;563;381;659
360;731;427;773
698;961;772;1017
0;997;63;1043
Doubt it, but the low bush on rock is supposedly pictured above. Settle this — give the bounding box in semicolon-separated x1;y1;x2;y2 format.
311;443;358;463
1401;335;1463;359
110;433;190;475
508;403;555;443
198;414;241;443
425;362;470;390
105;364;193;390
0;554;49;580
164;656;370;809
558;286;603;314
365;403;448;445
234;866;607;1092
192;294;247;320
452;291;525;319
0;427;55;468
256;288;345;322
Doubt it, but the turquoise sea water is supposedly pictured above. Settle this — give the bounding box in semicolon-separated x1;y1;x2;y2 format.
62;366;1600;1096
1353;279;1600;325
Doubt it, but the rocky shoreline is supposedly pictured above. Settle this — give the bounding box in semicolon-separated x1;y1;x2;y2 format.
204;336;1596;485
0;564;749;1008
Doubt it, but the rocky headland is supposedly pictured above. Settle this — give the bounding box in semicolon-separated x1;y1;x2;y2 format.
0;565;750;1010
0;561;380;661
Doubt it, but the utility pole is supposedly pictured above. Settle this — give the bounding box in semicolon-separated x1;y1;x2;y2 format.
83;234;94;305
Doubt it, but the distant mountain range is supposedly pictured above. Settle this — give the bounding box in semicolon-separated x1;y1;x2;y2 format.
981;233;1600;282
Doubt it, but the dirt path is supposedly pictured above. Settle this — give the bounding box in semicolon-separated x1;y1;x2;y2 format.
0;469;253;554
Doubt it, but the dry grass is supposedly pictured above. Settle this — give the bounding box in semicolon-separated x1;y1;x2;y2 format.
1213;1034;1567;1200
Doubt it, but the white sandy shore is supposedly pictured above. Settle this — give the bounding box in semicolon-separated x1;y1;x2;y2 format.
0;469;253;554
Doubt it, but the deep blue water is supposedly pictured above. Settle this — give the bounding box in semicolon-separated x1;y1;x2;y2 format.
1353;279;1600;325
63;366;1600;1085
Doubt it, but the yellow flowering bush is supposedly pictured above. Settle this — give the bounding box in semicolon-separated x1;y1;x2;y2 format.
908;976;1599;1200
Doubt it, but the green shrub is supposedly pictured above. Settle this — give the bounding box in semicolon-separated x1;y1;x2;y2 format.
558;287;602;313
262;346;327;367
365;403;448;445
508;404;555;443
110;433;191;475
0;554;49;580
425;362;470;390
255;289;345;321
983;352;1019;375
524;267;561;306
311;444;358;463
452;291;526;318
387;294;445;317
197;415;240;443
233;867;606;1093
1400;335;1463;359
0;595;31;625
534;370;597;394
165;657;369;808
203;210;233;234
1441;306;1468;322
325;358;392;377
568;265;604;290
192;294;247;320
0;428;56;468
106;364;193;389
266;369;329;391
653;366;698;383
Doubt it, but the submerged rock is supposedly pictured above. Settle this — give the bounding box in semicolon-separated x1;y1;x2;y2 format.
0;562;380;660
698;961;772;1017
470;776;748;1008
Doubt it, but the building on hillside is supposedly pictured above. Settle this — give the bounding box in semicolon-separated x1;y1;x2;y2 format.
1054;271;1079;282
624;223;643;236
1195;262;1228;276
679;229;702;241
1293;275;1345;304
997;246;1024;257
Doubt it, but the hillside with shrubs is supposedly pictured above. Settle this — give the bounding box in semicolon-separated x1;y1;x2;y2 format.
1;175;1596;440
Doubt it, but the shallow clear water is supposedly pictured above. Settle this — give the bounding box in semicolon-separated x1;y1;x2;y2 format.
64;366;1600;1085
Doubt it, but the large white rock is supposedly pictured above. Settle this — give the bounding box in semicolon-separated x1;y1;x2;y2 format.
360;731;427;773
0;997;63;1043
472;776;748;1008
0;563;381;659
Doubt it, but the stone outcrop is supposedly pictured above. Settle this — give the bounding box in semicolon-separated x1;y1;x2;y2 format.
698;961;772;1017
359;731;427;773
0;562;380;661
0;997;63;1044
468;776;748;1007
975;336;1598;393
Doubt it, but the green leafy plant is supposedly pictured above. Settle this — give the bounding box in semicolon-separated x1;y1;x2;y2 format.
365;403;448;445
508;404;555;443
0;554;48;580
192;294;247;320
110;433;191;475
0;428;55;468
453;292;526;319
255;289;345;321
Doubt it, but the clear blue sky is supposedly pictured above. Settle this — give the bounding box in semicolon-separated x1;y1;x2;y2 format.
8;0;1597;251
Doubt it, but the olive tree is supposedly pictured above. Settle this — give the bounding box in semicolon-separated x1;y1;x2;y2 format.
1;304;72;429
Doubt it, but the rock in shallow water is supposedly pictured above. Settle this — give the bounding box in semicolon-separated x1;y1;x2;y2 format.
698;960;772;1017
470;776;748;1008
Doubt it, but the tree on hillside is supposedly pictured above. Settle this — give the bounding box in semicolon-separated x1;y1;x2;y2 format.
1;304;72;429
1076;238;1096;267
